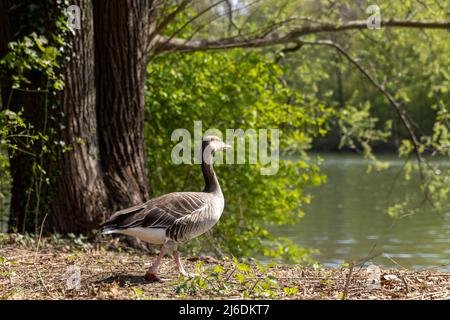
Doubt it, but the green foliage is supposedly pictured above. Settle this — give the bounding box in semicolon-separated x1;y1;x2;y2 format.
174;258;298;298
272;0;450;216
145;50;330;262
338;103;392;172
276;1;449;146
0;110;38;156
0;110;38;229
0;33;63;90
0;1;69;232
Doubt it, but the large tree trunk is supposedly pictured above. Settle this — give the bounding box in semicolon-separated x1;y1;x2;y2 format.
49;0;108;233
93;0;157;210
53;0;160;232
1;0;160;234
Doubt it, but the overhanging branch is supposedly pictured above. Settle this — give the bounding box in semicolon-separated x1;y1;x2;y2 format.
155;19;450;53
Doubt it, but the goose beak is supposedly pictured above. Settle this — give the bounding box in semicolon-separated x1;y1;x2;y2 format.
223;143;232;150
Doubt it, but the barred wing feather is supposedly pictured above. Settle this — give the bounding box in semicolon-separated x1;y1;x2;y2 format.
101;192;210;232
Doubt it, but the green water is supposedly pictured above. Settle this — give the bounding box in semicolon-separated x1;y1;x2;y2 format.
272;153;450;271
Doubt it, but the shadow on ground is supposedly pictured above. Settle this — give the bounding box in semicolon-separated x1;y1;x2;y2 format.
94;274;148;286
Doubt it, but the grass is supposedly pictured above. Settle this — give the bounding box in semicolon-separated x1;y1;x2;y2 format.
1;233;450;300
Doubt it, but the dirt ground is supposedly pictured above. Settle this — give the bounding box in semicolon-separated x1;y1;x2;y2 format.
1;234;450;300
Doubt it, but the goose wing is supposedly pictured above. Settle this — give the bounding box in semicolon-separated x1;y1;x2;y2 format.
101;192;209;231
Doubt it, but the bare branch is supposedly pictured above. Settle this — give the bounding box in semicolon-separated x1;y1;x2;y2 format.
224;0;238;33
155;19;450;53
153;0;261;55
154;0;192;35
165;0;226;42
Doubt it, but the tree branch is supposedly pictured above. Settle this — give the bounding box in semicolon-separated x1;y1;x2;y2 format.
155;19;450;53
152;0;261;56
160;0;226;47
154;0;192;35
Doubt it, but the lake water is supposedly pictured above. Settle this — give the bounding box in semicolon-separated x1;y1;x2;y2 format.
271;153;450;272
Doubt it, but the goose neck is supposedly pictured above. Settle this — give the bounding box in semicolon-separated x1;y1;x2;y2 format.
201;160;221;194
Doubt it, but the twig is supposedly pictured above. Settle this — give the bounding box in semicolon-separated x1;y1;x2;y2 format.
154;0;227;55
401;276;410;294
154;0;193;36
34;212;48;257
36;268;55;299
342;260;355;300
34;212;51;297
224;264;237;282
383;254;408;270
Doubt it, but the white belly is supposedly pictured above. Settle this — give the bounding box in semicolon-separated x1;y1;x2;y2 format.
118;227;166;244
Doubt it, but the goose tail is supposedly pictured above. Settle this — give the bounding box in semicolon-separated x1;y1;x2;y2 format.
101;227;118;235
100;219;121;235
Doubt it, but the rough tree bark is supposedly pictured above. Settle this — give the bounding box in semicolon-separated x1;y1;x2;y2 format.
92;0;157;211
51;0;161;232
50;0;108;233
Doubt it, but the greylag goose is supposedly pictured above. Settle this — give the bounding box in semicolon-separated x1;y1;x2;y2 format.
101;135;231;281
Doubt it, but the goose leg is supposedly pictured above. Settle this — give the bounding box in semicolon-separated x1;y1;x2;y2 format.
145;241;169;282
173;248;188;277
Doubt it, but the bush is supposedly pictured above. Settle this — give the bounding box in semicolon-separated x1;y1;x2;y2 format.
145;50;332;263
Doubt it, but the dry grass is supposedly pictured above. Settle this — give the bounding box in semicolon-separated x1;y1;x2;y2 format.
1;234;450;300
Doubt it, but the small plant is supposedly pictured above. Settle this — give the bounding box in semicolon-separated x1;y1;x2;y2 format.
0;255;17;280
131;287;145;299
173;257;300;299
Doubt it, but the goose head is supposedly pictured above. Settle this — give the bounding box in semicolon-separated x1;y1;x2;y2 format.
202;135;231;163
